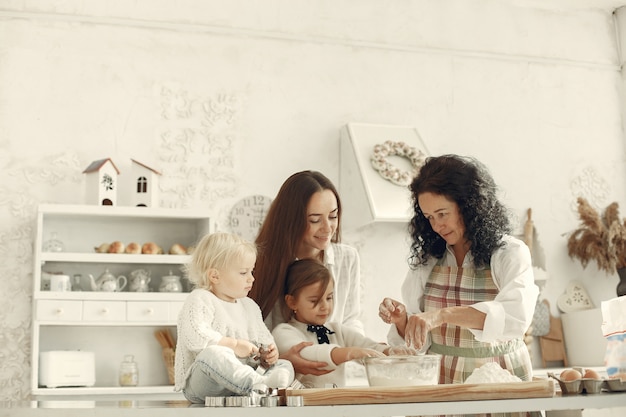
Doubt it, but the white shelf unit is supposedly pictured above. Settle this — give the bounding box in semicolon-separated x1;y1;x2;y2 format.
30;204;211;399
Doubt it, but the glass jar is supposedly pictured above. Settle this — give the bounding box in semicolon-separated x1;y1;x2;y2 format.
119;354;139;386
159;271;183;293
42;232;64;252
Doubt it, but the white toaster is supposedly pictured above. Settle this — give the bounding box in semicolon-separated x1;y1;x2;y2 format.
39;351;96;388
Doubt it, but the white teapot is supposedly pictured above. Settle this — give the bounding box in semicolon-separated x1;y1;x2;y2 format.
88;269;127;292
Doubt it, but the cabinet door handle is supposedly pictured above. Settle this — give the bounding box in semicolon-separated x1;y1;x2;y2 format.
145;308;154;315
100;308;109;315
55;308;64;316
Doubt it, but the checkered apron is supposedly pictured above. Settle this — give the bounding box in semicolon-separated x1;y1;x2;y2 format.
423;260;538;417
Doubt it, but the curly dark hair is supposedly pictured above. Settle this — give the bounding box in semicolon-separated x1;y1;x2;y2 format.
408;154;511;268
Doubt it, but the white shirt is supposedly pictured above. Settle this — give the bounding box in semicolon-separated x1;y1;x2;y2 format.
272;319;387;388
265;242;364;334
174;289;275;391
387;235;538;348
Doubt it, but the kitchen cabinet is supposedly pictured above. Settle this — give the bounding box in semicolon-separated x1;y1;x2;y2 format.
30;204;211;399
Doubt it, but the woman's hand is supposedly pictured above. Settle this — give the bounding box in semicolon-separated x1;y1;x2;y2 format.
279;341;331;376
379;297;408;334
258;343;279;367
385;345;418;356
404;310;441;350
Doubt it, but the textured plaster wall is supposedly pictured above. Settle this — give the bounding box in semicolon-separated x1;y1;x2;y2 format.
1;0;625;400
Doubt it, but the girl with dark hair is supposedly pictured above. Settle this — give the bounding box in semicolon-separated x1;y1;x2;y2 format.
272;259;394;388
379;154;539;387
249;170;363;375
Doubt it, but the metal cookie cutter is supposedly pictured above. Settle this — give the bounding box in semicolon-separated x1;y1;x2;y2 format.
261;396;279;407
225;396;252;407
249;383;268;406
286;395;304;407
205;396;225;407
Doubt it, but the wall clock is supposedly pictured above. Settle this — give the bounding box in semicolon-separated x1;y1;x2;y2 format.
229;195;273;242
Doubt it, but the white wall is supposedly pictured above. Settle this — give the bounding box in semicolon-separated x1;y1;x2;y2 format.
1;0;625;400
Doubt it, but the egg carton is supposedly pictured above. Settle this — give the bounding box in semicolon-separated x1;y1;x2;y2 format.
548;372;626;394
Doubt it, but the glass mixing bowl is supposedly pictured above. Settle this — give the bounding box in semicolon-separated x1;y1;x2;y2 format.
363;354;441;387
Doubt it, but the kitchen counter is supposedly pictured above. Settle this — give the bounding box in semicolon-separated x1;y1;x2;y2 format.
11;367;624;416
3;391;626;417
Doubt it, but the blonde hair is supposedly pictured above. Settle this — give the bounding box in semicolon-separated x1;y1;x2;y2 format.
186;232;257;290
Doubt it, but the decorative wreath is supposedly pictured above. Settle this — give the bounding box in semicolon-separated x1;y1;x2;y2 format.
370;140;426;186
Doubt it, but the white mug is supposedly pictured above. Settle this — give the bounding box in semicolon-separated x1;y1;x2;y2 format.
50;274;72;292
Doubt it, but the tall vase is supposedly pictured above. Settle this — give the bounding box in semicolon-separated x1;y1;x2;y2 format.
617;267;626;297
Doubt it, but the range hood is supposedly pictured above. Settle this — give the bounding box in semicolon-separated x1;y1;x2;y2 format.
339;123;429;231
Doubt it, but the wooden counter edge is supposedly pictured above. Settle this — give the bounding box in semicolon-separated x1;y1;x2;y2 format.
283;380;556;406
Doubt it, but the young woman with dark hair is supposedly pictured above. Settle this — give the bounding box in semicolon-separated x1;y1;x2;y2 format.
250;170;363;375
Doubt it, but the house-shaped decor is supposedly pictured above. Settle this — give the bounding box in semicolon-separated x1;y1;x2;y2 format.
130;159;161;207
82;158;120;206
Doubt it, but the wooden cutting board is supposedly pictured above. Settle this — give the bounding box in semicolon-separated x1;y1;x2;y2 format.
284;380;556;406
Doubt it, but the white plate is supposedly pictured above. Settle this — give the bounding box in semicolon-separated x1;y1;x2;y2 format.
557;281;594;313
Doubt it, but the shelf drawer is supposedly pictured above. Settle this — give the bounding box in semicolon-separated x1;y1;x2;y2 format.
83;301;126;322
127;301;170;322
37;300;83;321
169;301;184;322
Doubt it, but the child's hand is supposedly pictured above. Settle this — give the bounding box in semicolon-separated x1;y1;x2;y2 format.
234;339;259;358
331;347;384;365
258;343;279;368
352;347;385;360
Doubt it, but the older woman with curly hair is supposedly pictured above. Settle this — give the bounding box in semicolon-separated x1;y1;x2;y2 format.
379;154;539;387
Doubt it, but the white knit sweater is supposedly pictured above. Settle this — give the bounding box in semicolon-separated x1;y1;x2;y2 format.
174;289;275;391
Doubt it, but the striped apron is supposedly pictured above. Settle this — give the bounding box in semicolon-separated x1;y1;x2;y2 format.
423;259;537;417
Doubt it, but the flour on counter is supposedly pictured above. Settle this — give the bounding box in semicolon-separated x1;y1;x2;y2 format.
464;362;522;384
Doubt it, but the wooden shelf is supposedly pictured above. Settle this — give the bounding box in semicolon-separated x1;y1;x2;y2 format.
31;385;184;401
40;253;190;264
37;204;210;219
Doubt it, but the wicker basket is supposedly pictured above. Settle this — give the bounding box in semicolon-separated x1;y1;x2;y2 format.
162;347;175;385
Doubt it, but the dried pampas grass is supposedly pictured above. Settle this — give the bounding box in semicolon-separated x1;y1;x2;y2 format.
567;197;626;274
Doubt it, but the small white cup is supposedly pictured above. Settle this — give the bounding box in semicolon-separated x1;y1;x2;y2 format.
50;274;72;292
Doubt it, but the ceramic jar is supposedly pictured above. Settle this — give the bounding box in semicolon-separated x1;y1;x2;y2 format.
159;271;182;293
